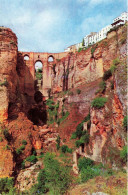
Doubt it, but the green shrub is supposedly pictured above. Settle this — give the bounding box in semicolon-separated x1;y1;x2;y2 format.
110;65;116;74
35;72;42;80
71;132;77;139
26;155;37;164
99;81;106;93
16;145;25;155
120;146;127;163
80;133;90;145
0;78;8;87
75;123;83;138
78;48;83;52
107;168;114;176
75;140;83;148
123;116;127;129
22;140;27;145
3;128;10;141
61;145;72;153
113;58;120;66
103;69;112;81
37;68;42;73
59;111;69;124
71;113;90;140
56;135;60;150
43;152;71;194
0;177;15;194
78;157;94;171
4;145;10;150
91;44;97;57
76;89;81;94
80;167;98;182
83;114;90;122
30;169;48;194
91;97;107;109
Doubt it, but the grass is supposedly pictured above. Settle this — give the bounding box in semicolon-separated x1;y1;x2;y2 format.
69;171;127;195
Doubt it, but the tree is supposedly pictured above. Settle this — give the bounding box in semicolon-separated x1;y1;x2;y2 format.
82;38;85;47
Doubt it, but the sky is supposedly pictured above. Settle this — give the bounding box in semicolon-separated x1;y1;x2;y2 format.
0;0;127;53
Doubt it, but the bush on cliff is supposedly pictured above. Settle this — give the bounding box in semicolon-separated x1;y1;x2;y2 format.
78;157;94;171
30;169;48;194
0;177;15;194
99;81;106;93
91;97;107;109
80;167;99;182
43;152;72;195
61;145;72;153
123;116;127;129
120;146;127;163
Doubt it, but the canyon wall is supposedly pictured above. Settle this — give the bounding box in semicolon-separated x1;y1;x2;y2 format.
0;24;127;177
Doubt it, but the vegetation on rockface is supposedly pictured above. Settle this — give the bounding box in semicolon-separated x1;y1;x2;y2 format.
123;116;127;129
76;89;81;94
71;114;90;148
120;146;127;163
0;78;8;87
91;44;98;58
99;81;106;93
77;156;117;183
46;98;69;126
35;68;42;80
71;114;90;139
0;177;15;194
78;157;94;171
78;48;83;52
30;169;48;194
61;145;72;154
91;97;107;109
16;145;25;155
82;38;85;47
29;153;72;195
21;155;38;169
56;135;61;150
46;98;59;125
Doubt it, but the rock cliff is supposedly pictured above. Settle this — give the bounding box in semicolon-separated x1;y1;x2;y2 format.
0;24;127;179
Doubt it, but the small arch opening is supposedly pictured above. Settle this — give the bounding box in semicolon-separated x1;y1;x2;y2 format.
34;60;43;92
48;55;54;62
24;55;30;61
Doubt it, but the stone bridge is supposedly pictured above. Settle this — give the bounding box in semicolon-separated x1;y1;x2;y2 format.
19;51;68;98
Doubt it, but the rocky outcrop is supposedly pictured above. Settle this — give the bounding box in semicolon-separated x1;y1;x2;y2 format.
0;27;18;122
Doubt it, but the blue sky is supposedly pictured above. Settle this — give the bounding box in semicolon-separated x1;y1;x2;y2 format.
0;0;126;53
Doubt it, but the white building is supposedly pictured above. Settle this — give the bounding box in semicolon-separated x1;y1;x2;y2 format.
65;12;127;52
112;12;128;27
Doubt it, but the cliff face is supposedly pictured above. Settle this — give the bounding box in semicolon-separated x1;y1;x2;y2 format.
52;27;124;92
51;25;127;165
0;27;18;122
0;24;127;178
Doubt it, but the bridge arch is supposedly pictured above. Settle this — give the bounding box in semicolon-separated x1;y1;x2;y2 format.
48;55;54;62
24;54;29;61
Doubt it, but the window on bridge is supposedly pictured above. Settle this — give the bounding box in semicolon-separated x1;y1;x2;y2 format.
35;61;43;92
24;55;29;61
48;55;54;62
